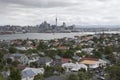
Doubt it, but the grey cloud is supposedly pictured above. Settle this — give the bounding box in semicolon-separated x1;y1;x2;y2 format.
0;0;78;8
0;0;120;26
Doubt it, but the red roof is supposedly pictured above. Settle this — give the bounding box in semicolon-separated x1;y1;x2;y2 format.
81;57;99;62
58;46;68;50
17;64;27;70
61;58;71;63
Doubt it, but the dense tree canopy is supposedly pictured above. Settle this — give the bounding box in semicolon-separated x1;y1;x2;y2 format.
8;67;21;80
66;74;79;80
66;71;90;80
0;74;6;80
106;65;120;80
34;74;45;80
78;72;90;80
37;41;47;51
9;46;17;53
104;46;113;55
0;52;6;71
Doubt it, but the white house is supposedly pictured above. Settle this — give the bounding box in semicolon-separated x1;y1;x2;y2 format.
3;53;29;65
80;58;107;69
71;63;87;71
28;54;40;64
81;48;94;54
37;57;53;66
11;53;29;65
16;47;27;51
22;67;44;80
62;62;87;72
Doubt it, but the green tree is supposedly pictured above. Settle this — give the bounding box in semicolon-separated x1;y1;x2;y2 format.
30;62;38;68
45;50;56;59
9;46;17;53
78;72;90;80
0;73;6;80
93;50;102;58
106;65;120;80
8;67;21;80
37;41;47;51
34;74;44;80
6;58;12;64
26;49;38;54
44;66;54;78
11;60;20;67
66;74;79;80
104;46;113;55
0;52;5;71
75;46;81;50
54;66;65;75
63;49;74;58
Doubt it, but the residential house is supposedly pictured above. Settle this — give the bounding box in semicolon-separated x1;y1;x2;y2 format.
57;46;69;50
81;48;94;53
72;55;81;61
22;67;44;80
37;57;53;67
61;58;71;64
62;62;87;72
55;55;61;60
80;58;107;69
1;70;10;78
28;53;40;64
4;53;29;65
16;46;27;51
50;60;62;67
81;35;93;41
39;52;46;56
10;53;29;65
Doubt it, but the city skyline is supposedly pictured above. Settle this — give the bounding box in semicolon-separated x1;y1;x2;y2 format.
0;0;120;26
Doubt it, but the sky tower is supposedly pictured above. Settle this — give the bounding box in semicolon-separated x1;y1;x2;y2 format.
55;17;58;27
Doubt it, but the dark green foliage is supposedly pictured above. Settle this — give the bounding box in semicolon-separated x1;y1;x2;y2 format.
106;65;120;80
26;49;38;54
0;52;6;71
11;60;20;67
105;54;116;64
44;66;54;78
37;41;47;51
104;46;113;55
30;62;38;68
76;51;87;57
0;73;6;80
6;58;12;64
44;66;65;78
34;74;45;80
9;46;17;53
66;71;90;80
66;74;79;80
45;50;57;59
8;67;21;80
54;66;65;75
93;50;102;58
63;49;74;58
75;46;81;50
78;72;90;80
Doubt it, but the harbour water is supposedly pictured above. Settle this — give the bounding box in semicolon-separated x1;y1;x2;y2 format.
0;33;83;40
0;31;119;40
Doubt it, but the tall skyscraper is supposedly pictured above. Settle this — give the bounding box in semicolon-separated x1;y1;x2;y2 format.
62;22;66;28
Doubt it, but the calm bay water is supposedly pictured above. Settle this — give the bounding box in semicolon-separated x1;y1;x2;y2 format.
0;33;85;40
0;31;119;40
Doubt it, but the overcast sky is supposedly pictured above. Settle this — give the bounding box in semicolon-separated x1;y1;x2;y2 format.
0;0;120;26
